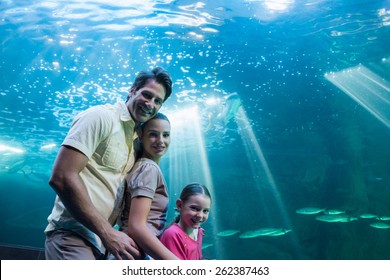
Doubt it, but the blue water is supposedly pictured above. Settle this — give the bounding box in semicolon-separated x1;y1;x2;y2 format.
1;0;389;259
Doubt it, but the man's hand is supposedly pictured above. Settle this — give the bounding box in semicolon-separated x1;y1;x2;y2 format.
102;228;141;260
50;146;141;260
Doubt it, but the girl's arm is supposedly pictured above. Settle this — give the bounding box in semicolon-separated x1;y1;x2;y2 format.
128;196;179;260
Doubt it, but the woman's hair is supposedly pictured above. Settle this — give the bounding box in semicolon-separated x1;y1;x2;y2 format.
134;112;170;160
140;112;170;132
173;183;211;223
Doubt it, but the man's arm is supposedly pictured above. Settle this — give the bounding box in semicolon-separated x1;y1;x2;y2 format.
49;145;140;260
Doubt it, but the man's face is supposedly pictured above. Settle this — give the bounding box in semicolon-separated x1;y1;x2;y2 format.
126;79;166;124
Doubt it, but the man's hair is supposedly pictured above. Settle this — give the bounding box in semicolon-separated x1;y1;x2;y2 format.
127;67;172;102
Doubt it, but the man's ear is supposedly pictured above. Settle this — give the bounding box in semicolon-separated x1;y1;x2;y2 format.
128;86;136;98
126;87;136;103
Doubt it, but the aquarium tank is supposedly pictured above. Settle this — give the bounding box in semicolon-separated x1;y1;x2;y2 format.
0;0;389;260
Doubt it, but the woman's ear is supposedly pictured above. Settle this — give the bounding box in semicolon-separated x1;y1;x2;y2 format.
135;124;143;137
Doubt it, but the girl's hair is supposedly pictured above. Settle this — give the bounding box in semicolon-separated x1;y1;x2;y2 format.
174;183;211;223
135;112;170;160
179;183;211;203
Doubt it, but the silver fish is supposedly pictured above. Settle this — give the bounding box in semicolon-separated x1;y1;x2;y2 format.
239;228;291;238
376;216;390;221
267;229;292;236
359;213;377;219
217;230;240;237
6;159;26;174
296;207;324;215
323;209;346;215
316;214;357;223
370;222;390;229
202;243;213;249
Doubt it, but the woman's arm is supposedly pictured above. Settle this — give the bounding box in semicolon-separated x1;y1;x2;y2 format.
128;196;179;260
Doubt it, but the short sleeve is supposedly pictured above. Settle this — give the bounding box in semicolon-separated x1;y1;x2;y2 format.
127;160;160;199
160;227;187;260
62;106;112;158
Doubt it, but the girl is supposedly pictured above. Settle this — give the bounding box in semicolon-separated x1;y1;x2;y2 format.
160;183;212;260
119;112;178;260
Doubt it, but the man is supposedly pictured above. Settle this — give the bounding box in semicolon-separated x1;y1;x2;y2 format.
45;67;173;260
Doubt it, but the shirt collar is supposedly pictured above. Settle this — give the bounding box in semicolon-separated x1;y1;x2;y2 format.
117;100;134;123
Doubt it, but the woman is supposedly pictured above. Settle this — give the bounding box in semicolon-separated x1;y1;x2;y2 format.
119;112;178;260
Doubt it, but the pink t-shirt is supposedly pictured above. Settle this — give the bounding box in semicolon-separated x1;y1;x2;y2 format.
160;223;204;260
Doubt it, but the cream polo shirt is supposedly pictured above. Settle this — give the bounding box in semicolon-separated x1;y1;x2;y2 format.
45;101;137;253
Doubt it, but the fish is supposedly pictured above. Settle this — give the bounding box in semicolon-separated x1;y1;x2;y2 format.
359;213;377;219
323;209;346;215
296;207;325;215
217;230;240;237
370;222;390;229
376;216;390;221
239;228;291;238
6;159;26;174
316;214;357;223
266;229;292;236
239;229;275;239
202;243;213;249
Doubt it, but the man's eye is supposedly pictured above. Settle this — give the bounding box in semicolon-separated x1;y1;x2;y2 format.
142;92;151;99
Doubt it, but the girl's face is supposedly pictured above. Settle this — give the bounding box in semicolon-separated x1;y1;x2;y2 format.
141;118;171;163
177;194;211;232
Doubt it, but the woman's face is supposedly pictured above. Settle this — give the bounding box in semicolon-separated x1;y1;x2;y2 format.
140;118;171;163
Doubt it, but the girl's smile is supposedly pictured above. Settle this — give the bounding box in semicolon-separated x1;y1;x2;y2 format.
177;194;211;236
